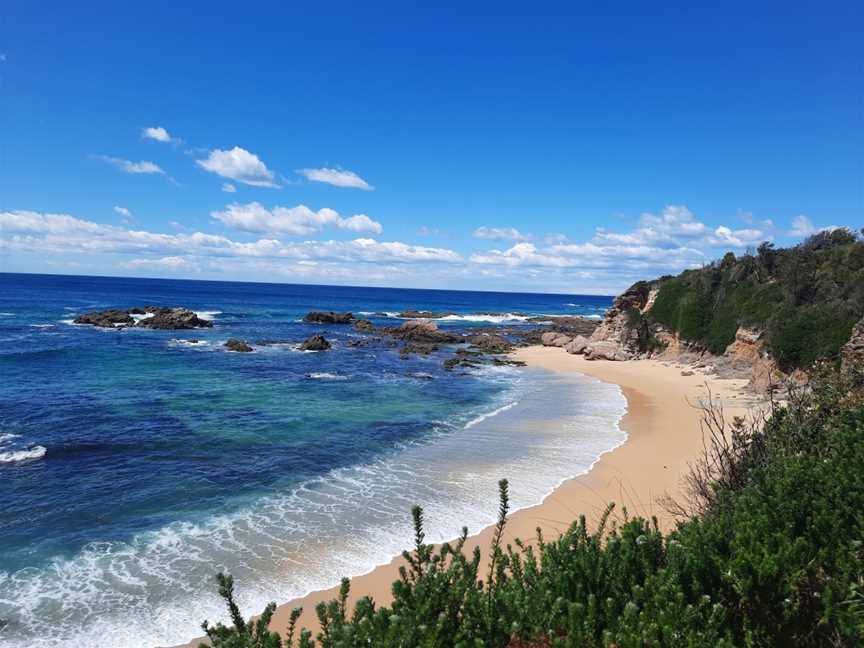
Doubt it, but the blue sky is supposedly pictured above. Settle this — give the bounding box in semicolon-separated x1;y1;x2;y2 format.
1;1;861;294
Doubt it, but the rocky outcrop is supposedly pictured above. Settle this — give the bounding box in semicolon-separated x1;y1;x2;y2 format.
303;311;354;324
224;339;253;352
841;316;864;379
299;335;331;351
74;306;213;329
589;282;658;352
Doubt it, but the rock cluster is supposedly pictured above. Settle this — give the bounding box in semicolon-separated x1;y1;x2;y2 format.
74;307;213;330
542;330;632;361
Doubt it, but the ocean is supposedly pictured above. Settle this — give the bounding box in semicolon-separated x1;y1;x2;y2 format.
0;273;625;648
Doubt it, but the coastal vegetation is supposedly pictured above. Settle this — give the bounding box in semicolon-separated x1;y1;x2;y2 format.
645;228;864;370
201;366;864;647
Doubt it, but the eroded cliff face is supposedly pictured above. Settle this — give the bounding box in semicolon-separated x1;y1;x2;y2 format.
588;284;660;354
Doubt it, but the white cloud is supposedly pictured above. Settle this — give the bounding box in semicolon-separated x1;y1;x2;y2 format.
212;202;383;236
706;225;766;248
113;206;132;218
299;168;373;190
789;214;816;237
338;214;383;234
142;126;172;143
473;226;531;241
196;147;278;188
96;155;164;175
0;211;451;266
222;183;237;193
123;256;197;271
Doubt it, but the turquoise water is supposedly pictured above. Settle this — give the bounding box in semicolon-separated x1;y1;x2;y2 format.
0;273;623;648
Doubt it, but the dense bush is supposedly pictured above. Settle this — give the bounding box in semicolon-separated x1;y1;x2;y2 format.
646;229;864;369
201;373;864;647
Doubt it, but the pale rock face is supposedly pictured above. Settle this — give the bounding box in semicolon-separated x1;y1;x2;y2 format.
724;326;788;393
541;331;572;347
584;340;632;362
841;316;864;378
564;335;590;355
724;327;765;369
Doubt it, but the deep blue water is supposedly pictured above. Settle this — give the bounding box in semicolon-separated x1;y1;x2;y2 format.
0;273;617;648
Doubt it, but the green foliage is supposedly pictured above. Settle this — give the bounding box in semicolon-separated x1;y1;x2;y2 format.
645;229;864;369
203;375;864;647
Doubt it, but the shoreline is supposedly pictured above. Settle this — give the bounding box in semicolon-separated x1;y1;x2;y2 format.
174;346;760;647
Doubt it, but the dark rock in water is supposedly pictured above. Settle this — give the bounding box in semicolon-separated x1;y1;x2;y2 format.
74;309;134;328
224;338;253;352
299;334;331;351
352;319;375;332
73;306;212;329
137;307;213;330
443;357;480;371
397;309;454;319
303;311;354;324
391;319;461;344
466;334;512;354
491;358;527;367
400;342;438;357
527;315;599;337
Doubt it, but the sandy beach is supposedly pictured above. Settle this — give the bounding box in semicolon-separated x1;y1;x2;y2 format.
177;346;763;647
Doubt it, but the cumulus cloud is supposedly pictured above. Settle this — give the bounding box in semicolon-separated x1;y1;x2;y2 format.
196;147;278;187
113;206;132;218
706;225;766;247
299;167;373;190
212;202;383;236
789;214;816;237
141;126;172;143
473;226;531;241
0;210;454;266
123;256;197;271
222;183;237;193
96;155;164;175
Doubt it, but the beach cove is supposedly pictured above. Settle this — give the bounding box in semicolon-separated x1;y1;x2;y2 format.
176;345;763;646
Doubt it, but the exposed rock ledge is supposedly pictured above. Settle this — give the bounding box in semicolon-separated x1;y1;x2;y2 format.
74;307;213;330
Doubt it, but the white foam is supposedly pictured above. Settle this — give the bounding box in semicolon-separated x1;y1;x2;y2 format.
0;312;14;317
0;445;46;463
195;311;221;321
0;372;626;648
464;401;518;428
171;339;209;347
437;313;531;324
0;433;21;444
29;324;54;328
130;313;154;323
307;372;348;381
